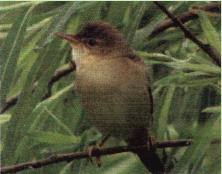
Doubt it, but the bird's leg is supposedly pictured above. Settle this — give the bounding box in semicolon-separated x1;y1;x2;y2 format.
88;134;111;167
147;132;157;151
69;59;76;69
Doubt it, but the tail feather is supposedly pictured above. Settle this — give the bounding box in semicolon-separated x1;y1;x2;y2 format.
135;147;165;174
126;129;165;174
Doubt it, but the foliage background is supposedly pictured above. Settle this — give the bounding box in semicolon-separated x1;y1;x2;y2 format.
0;1;220;174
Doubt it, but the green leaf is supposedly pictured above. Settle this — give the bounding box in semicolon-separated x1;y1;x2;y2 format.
0;2;220;173
153;71;219;87
170;117;220;174
137;51;178;62
2;36;63;165
28;131;80;145
31;83;74;117
134;1;185;49
0;114;11;125
165;62;221;75
11;28;46;96
124;2;147;44
198;154;220;174
104;156;142;174
1;4;36;108
36;1;98;48
44;107;74;136
59;162;74;174
0;2;42;12
133;12;165;49
157;85;176;140
202;106;221;114
29;83;74;134
105;2;131;26
199;11;221;54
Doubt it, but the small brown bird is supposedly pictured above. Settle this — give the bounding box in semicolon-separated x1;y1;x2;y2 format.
54;21;165;174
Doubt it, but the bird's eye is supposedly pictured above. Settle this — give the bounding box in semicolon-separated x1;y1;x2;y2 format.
87;39;97;46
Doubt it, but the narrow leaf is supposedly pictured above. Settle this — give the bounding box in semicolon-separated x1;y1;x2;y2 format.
44;107;74;136
157;85;176;140
133;12;165;49
170;117;220;174
165;62;221;74
202;106;221;114
124;2;147;44
0;114;11;125
28;131;80;145
106;2;131;26
31;83;74;117
36;1;98;48
199;11;221;54
0;2;42;12
1;5;36;108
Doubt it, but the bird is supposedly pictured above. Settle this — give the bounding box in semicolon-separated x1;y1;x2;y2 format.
54;21;165;174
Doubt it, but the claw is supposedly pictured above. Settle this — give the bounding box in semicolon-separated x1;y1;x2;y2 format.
87;135;110;168
87;145;102;167
87;146;94;164
69;59;76;69
147;133;156;150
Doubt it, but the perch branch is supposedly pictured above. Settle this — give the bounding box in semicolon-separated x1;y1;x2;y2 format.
154;2;221;66
149;2;221;39
1;139;193;174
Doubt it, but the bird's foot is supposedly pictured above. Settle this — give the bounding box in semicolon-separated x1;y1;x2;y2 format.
87;135;110;167
88;145;102;167
69;59;76;69
147;133;157;150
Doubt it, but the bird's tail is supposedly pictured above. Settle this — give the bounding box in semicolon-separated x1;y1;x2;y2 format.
126;129;165;174
135;144;165;174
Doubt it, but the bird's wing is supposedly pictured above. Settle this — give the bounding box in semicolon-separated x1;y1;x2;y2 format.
128;54;154;115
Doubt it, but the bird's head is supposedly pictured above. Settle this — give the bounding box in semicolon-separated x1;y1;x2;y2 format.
54;21;132;58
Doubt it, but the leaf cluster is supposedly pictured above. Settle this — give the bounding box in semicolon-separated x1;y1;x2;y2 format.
0;2;220;174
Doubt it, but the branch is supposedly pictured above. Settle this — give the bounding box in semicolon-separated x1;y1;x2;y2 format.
0;92;20;114
0;62;76;114
43;60;76;99
149;2;221;39
153;2;221;67
0;139;193;174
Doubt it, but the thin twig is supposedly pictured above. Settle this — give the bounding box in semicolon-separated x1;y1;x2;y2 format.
0;62;76;114
43;61;76;99
0;139;193;174
154;2;221;67
0;92;20;114
149;2;221;39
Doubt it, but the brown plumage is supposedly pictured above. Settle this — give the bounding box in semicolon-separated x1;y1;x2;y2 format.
75;21;122;45
55;21;165;174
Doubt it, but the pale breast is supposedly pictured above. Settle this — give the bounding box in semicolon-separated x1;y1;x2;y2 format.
75;57;151;138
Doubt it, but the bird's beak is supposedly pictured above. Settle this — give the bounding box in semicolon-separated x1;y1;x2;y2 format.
53;32;77;43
